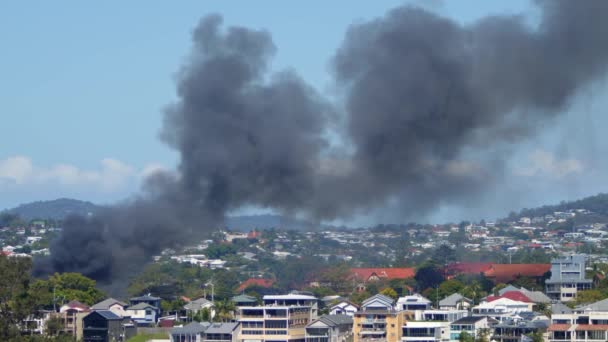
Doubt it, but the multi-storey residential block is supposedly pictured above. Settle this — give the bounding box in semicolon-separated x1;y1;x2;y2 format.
238;293;318;342
545;255;592;302
548;298;608;342
305;314;353;342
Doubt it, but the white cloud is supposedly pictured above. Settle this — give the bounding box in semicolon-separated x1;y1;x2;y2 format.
515;149;584;178
0;155;162;193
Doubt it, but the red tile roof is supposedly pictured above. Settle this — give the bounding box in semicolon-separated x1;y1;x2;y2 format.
484;264;550;283
575;324;608;331
446;262;493;275
238;278;275;292
64;300;90;311
548;324;571;331
350;268;415;281
486;291;532;303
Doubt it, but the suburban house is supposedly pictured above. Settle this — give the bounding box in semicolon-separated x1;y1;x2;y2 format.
130;294;162;312
439;293;472;310
350;268;415;283
483;264;551;283
483;292;535;311
492;317;549;342
238;293;318;342
203;322;240;342
402;309;467;342
353;294;411;342
125;302;158;326
185;298;216;319
395;294;432;311
59;300;90;338
449;316;494;342
82;310;136;342
232;294;257;307
472;298;531;322
91;298;128;318
305;314;353;342
171;322;211;342
545;254;593;302
330;300;359;317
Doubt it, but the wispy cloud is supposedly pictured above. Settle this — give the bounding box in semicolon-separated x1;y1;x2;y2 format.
0;155;163;192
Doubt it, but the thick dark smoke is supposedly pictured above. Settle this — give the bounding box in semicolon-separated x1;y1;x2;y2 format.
37;1;608;286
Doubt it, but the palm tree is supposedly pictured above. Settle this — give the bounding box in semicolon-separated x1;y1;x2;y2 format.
214;299;236;322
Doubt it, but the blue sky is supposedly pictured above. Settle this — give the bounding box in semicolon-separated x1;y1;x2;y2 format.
3;1;607;222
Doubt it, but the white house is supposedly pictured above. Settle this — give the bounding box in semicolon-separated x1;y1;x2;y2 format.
395;294;432;311
90;298;128;317
125;303;158;326
472;298;530;322
329;301;359;317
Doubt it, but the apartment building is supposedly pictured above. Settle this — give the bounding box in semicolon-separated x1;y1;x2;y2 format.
548;298;608;342
305;314;353;342
353;294;410;342
545;255;593;302
401;310;467;342
238;293;318;342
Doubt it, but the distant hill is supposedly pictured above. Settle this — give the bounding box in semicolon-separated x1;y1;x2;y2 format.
225;214;324;231
514;193;608;219
5;198;102;220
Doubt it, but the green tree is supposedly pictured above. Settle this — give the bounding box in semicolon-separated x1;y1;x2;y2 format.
438;279;465;299
574;290;607;305
459;331;474;342
214;299;235;322
415;262;444;291
0;255;36;340
380;288;398;300
45;315;64;336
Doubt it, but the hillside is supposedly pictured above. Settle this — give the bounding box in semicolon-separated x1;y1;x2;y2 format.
4;198;101;220
515;193;608;219
225;214;323;231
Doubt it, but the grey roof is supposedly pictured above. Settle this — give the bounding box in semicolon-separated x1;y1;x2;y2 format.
91;298;127;310
439;293;472;306
318;314;353;327
494;319;549;329
520;289;551;304
577;298;608;312
362;294;394;307
128;303;157;311
171;322;211;335
232;294;257;303
498;285;521;295
551;302;573;314
89;310;121;320
451;316;486;325
185;298;214;311
204;322;239;334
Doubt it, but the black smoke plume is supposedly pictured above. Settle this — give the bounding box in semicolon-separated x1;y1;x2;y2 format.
37;1;608;286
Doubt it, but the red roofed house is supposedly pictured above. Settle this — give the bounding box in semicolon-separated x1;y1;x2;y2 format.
445;262;493;278
238;278;275;292
485;291;532;303
350;268;415;282
484;264;551;283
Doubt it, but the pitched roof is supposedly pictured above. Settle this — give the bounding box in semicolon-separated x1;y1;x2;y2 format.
577;298;608;312
312;314;354;327
350;268;415;281
362;294;395;307
171;322;210;335
484;264;550;282
520;289;552;303
446;262;493;275
128;303;157;311
486;291;532;303
498;285;521;295
237;278;275;292
88;310;121;320
439;293;472;306
91;298;127;310
551;302;573;315
62;300;90;311
232;294;257;303
205;322;239;334
451;316;486;324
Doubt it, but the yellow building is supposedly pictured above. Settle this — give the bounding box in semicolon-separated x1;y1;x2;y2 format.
353;309;411;342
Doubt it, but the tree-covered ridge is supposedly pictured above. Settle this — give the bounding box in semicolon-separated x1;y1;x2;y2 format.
4;198;101;221
514;193;608;220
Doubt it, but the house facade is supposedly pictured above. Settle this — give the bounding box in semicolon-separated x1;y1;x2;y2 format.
545;255;593;302
305;315;353;342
